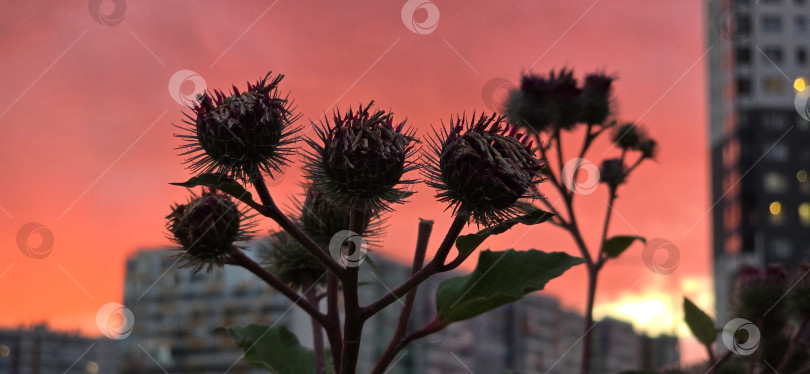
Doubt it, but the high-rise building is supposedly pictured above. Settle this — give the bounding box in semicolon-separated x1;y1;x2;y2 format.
0;324;119;374
707;0;810;324
122;247;678;373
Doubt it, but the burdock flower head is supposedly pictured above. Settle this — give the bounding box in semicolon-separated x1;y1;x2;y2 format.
262;230;325;289
297;187;382;246
176;72;301;182
166;188;255;272
304;101;418;211
425;113;545;226
579;72;614;125
505;68;583;133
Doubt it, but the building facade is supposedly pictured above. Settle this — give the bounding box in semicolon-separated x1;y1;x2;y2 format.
122;247;678;373
708;0;810;324
0;324;118;374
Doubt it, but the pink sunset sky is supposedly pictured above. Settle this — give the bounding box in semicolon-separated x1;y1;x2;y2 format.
0;0;710;364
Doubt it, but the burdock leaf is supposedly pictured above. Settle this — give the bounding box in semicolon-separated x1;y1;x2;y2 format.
171;173;257;207
603;236;646;259
455;206;554;260
220;324;329;374
435;249;583;322
683;297;717;347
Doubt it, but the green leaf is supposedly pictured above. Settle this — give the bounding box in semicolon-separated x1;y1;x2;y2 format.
171;173;257;206
221;324;325;374
603;235;646;258
455;206;554;260
683;297;717;347
435;249;583;322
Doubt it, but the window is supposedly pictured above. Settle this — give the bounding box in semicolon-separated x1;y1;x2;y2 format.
762;46;784;63
761;15;784;33
763;76;785;94
796;15;809;34
736;47;752;64
737;77;751;95
771;237;793;258
763;112;787;130
736;15;752;37
764;172;788;192
800;202;810;225
798;48;807;65
770;201;785;225
767;143;789;161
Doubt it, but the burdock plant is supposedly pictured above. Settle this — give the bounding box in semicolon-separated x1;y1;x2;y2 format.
504;68;658;374
165;71;586;374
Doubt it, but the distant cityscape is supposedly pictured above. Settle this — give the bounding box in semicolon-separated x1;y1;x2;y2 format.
0;244;679;374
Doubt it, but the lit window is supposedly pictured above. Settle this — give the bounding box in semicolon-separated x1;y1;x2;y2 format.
770;201;783;215
86;361;99;374
0;345;8;357
770;201;785;225
800;203;810;225
761;15;784;33
764;76;785;94
798;170;808;182
764;172;788;192
799;170;810;193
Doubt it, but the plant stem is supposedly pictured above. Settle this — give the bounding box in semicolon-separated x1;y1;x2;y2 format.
361;213;468;319
339;207;366;374
776;316;810;372
580;264;599;374
372;219;434;374
230;250;328;327
302;275;326;374
250;173;345;276
326;273;342;371
371;317;448;374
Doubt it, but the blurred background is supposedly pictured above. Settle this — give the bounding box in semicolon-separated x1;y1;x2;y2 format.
2;0;802;372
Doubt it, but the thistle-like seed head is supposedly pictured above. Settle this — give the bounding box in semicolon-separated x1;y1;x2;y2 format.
298;187;379;247
176;72;301;182
425;112;545;226
638;138;658;160
733;264;788;320
262;230;325;290
505;68;583;133
612;123;646;150
599;158;626;189
303;101;418;211
579;73;613;125
165;189;254;273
